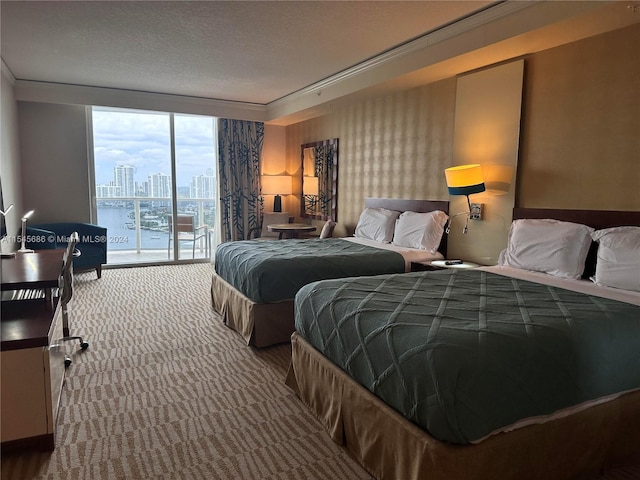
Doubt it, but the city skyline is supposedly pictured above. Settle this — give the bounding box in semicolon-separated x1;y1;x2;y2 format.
97;164;215;199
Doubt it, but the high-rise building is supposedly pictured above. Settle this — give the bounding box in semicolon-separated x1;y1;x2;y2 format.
114;164;136;197
149;173;171;198
96;184;121;197
190;169;216;199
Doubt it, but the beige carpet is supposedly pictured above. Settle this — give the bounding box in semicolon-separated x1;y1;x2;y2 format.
2;264;370;480
2;264;638;480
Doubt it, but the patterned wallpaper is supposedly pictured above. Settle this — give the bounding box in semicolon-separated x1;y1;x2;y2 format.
285;79;457;236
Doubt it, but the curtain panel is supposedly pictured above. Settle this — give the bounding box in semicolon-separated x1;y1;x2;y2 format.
217;119;264;242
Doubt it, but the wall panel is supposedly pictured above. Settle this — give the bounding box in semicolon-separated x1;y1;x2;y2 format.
518;24;639;210
18;102;90;223
285;79;456;237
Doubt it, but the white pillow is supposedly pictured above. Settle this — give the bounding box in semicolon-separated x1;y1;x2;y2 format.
590;226;640;292
354;208;400;243
498;219;594;279
392;210;449;253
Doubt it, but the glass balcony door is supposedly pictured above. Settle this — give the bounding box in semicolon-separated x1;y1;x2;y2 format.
90;107;216;265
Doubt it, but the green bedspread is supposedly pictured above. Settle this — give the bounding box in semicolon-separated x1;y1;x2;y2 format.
214;238;406;303
294;269;640;444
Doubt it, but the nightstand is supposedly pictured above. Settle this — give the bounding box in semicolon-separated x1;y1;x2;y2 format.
430;260;479;269
410;261;443;272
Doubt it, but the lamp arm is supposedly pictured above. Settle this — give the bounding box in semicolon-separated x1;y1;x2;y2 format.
445;211;471;234
465;194;472;212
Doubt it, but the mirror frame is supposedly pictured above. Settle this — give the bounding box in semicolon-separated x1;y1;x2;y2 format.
301;138;339;222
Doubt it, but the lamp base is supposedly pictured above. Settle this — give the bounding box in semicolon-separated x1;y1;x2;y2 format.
17;248;34;253
273;195;282;212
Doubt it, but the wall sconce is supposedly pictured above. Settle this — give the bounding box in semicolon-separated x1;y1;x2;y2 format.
261;175;292;212
18;209;35;252
444;164;485;234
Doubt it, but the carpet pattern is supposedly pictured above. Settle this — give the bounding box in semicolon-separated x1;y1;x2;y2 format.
2;264;371;480
1;264;638;479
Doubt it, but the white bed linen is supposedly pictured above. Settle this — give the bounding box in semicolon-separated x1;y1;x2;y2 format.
344;236;444;272
472;264;640;443
481;265;640;306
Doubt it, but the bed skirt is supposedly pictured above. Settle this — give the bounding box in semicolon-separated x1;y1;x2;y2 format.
211;272;294;347
286;332;640;480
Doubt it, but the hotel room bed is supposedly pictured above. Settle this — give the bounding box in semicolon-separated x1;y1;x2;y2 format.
212;198;448;347
286;208;640;480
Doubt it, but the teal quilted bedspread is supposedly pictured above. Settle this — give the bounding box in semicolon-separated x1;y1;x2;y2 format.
214;238;405;303
294;269;640;444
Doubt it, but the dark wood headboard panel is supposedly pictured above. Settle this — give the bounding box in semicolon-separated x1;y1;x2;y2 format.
365;197;449;215
513;208;640;230
364;197;450;256
512;208;640;278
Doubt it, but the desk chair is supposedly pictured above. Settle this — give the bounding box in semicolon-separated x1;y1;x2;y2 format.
167;215;208;259
58;232;89;367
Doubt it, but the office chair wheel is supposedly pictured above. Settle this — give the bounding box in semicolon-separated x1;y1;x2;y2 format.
80;341;89;351
64;357;72;368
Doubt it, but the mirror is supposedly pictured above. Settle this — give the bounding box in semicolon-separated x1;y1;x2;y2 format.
301;138;338;221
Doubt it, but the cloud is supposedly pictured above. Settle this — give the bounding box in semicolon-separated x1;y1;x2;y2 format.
92;109;216;187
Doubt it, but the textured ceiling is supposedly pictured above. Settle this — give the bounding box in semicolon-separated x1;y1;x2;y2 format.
0;0;494;105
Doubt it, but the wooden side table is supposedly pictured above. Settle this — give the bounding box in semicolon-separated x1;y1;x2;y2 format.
267;223;317;239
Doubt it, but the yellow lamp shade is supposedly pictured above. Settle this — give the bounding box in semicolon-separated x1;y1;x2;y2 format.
445;164;485;196
261;175;292;195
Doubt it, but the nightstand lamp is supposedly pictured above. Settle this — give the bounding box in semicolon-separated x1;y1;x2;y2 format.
261;175;292;212
444;164;485;234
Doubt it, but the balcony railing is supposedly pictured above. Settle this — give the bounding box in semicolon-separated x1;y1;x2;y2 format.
96;196;214;264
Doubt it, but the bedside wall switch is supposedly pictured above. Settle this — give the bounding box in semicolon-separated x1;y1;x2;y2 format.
470;203;483;220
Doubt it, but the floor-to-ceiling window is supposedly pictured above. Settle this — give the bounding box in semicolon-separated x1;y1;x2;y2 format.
90;107;216;265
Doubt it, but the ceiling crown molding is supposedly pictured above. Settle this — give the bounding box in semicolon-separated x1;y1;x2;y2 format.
268;1;531;110
14;80;267;120
266;0;617;124
290;1;530;98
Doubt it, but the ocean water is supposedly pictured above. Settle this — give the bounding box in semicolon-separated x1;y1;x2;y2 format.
97;206;172;251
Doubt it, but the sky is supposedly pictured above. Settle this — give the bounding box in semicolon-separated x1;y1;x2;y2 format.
92;107;216;189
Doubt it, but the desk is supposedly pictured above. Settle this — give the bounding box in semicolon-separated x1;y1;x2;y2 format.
267;223;317;239
1;249;65;452
1;250;63;302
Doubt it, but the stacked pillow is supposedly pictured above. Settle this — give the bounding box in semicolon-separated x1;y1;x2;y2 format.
498;219;594;279
354;207;449;253
498;218;640;292
590;226;640;291
354;208;400;243
392;210;449;253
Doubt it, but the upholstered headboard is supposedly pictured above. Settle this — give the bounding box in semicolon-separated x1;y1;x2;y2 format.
512;208;640;278
364;197;450;256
